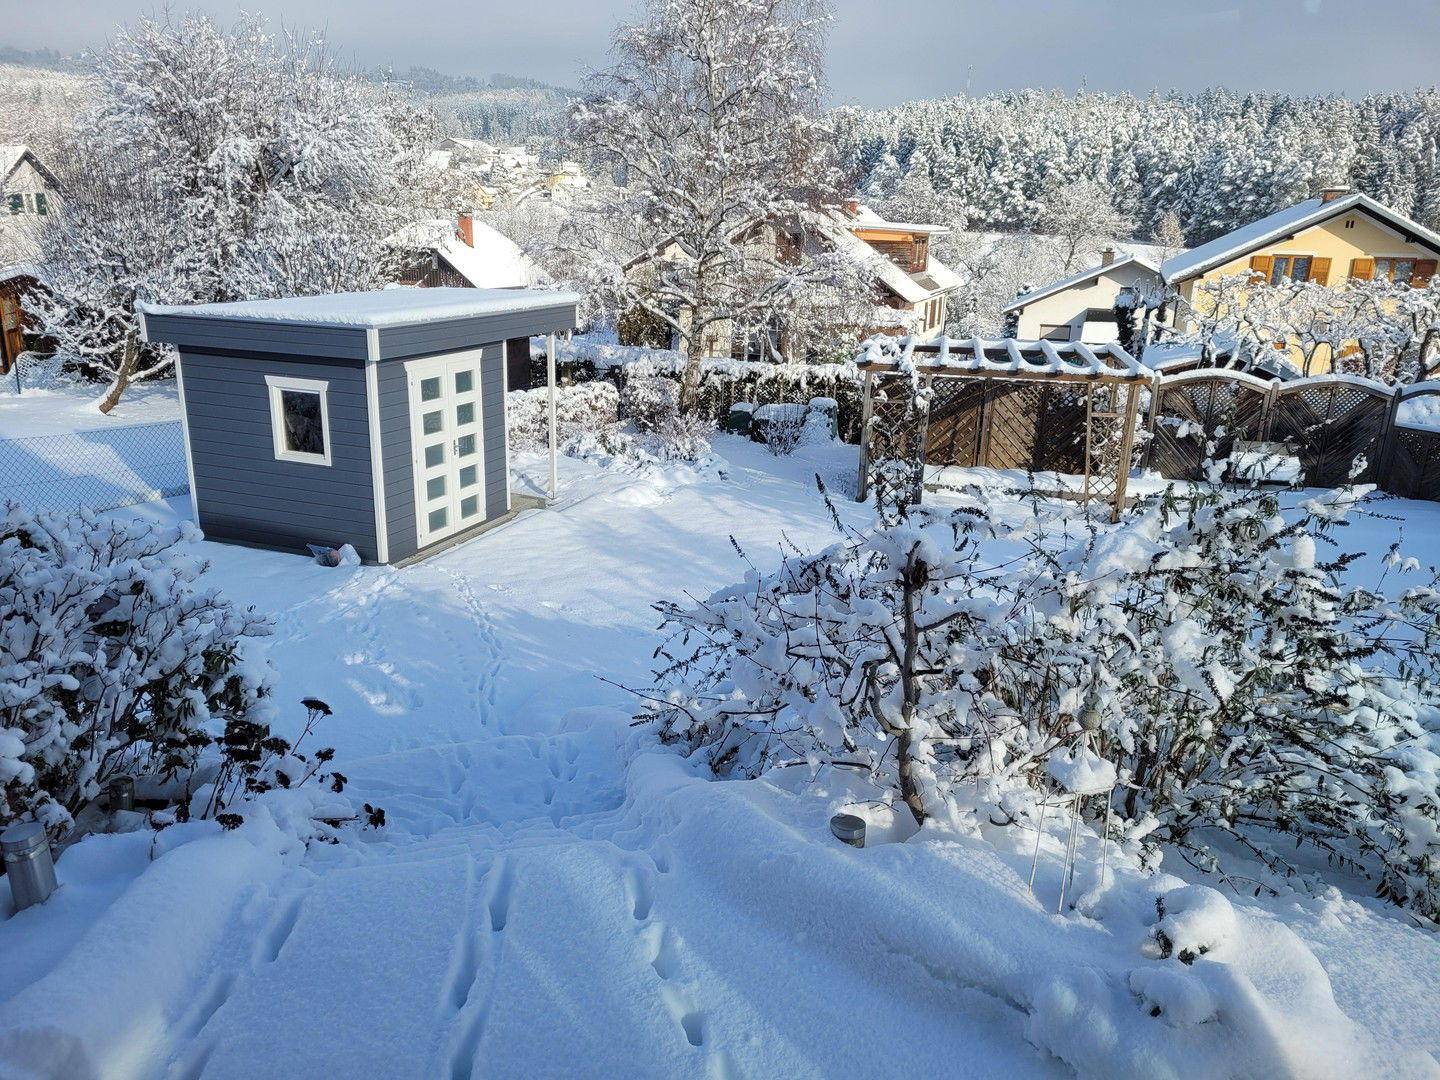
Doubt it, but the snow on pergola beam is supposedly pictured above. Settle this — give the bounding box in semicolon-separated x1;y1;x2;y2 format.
855;335;1154;383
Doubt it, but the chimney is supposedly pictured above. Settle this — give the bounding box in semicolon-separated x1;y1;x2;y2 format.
1100;247;1116;267
1319;185;1351;203
456;212;475;247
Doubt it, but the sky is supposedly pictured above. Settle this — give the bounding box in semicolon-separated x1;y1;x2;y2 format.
2;0;1438;106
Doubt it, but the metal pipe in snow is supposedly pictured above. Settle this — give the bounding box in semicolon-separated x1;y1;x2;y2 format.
547;333;558;502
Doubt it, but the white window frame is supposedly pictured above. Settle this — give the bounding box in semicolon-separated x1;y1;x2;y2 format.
264;374;333;466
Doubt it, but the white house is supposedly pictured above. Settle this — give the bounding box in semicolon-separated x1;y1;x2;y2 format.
0;146;58;220
1002;250;1165;343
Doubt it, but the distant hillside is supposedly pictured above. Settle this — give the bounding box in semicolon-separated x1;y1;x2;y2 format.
0;61;88;158
372;67;576;145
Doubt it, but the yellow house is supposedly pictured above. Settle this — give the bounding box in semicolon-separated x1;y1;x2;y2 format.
1162;188;1440;371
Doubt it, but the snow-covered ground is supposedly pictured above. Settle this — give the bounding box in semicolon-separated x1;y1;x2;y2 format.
1;436;1438;1078
0;381;186;515
0;379;180;438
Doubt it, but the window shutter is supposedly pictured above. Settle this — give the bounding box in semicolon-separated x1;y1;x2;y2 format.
1348;257;1375;282
1249;255;1273;280
1413;260;1437;288
1308;257;1332;286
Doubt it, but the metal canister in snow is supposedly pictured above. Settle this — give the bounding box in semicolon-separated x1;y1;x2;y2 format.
107;775;136;813
829;813;867;848
2;822;58;912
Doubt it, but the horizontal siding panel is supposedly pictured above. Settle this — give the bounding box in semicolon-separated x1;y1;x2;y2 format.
197;496;376;530
155;316;368;359
195;470;377;506
377;303;576;361
185;423;374;457
197;503;376;540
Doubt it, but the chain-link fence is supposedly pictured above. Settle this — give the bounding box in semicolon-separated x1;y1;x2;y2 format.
0;420;189;515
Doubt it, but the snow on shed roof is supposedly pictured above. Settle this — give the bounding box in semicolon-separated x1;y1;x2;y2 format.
1161;192;1440;284
138;287;580;330
1001;254;1161;314
856;334;1152;381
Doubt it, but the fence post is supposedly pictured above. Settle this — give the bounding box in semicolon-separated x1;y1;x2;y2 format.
856;368;874;502
1377;383;1406;493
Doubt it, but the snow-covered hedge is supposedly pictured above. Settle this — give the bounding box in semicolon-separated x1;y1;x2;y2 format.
505;382;620;451
0;504;273;840
642;481;1440;919
540;337;866;442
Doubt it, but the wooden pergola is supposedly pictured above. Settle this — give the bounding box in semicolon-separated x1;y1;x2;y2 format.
855;336;1152;521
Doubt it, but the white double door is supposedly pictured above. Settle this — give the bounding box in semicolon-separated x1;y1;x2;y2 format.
407;350;487;549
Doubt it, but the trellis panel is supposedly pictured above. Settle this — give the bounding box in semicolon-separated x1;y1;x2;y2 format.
1148;374;1269;481
1270;381;1392;488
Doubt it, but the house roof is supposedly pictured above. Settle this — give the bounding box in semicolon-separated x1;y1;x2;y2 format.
816;206;959;304
1001;254;1162;314
622;203;960;305
138;287;581;330
1161;192;1440;284
0;145;58;190
392;218;545;289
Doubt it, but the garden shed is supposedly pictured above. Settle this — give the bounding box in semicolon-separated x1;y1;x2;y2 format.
139;287;579;564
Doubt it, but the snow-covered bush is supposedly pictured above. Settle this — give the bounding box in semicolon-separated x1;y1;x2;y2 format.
617;373;714;462
753;403;813;456
544;338;868;442
619;374;682;432
505;382;620;451
0;504;272;840
641;481;1440;918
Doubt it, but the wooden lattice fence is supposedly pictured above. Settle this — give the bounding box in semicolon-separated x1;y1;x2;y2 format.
1269;379;1394;487
1148;371;1270;482
858;338;1147;520
1146;372;1440;499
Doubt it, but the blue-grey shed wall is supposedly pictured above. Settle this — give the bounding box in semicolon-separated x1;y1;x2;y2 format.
179;350;380;561
480;344;508;518
377;360;418;562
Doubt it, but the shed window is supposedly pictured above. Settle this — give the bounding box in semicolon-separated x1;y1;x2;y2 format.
264;375;332;466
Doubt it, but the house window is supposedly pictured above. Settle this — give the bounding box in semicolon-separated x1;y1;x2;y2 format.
264;374;332;466
1269;255;1313;284
7;194;21;215
1040;324;1071;342
1374;257;1417;283
33;193;47;215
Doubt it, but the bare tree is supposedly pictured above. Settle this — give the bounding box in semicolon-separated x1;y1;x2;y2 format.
1037;179;1134;273
29;12;436;411
565;0;845;385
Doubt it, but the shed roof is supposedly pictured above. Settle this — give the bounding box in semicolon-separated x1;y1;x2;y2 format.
138;286;579;331
1161;192;1440;284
